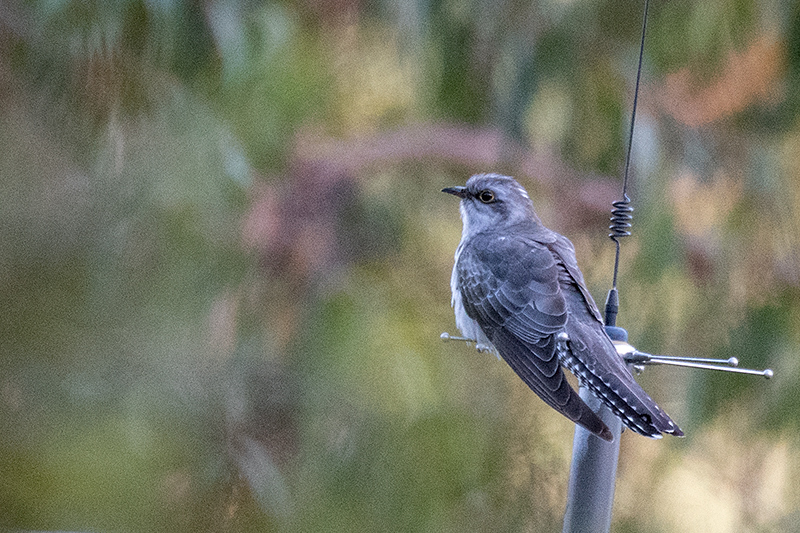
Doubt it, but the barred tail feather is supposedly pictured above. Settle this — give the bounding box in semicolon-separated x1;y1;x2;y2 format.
563;320;683;438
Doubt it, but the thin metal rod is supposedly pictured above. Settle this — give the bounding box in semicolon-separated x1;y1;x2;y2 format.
439;332;471;342
620;346;773;378
633;358;774;378
610;0;649;291
621;0;649;201
644;355;739;366
440;332;495;355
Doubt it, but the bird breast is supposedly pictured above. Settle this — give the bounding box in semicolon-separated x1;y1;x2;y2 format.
451;242;498;357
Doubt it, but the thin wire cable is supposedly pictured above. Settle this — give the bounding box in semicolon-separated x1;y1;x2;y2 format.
610;0;649;290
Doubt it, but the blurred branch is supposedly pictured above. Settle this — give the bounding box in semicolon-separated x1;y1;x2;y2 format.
293;123;621;212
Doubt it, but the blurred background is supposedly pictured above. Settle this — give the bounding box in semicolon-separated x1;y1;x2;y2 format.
1;0;799;531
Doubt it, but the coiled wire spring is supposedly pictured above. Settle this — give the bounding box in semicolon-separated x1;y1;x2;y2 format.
608;194;633;242
605;195;633;326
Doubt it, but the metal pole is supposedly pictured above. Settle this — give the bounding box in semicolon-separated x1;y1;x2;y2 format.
561;326;627;533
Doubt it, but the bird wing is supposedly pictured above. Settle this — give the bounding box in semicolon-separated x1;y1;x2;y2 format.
457;232;613;441
549;235;604;323
548;235;684;437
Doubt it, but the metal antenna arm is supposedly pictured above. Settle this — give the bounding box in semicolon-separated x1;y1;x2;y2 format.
440;332;494;354
613;340;774;379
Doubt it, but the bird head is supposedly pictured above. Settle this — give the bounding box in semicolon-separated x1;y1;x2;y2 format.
442;174;540;237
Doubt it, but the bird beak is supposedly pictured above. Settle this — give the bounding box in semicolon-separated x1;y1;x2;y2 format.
442;186;468;198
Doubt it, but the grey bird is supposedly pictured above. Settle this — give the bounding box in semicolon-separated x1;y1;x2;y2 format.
443;173;683;441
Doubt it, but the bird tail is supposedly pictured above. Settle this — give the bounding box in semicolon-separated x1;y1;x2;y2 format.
563;321;683;439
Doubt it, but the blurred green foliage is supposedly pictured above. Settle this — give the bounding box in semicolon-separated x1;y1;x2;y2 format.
2;0;799;532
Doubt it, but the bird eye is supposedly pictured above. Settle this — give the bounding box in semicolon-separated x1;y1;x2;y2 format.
477;190;495;203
